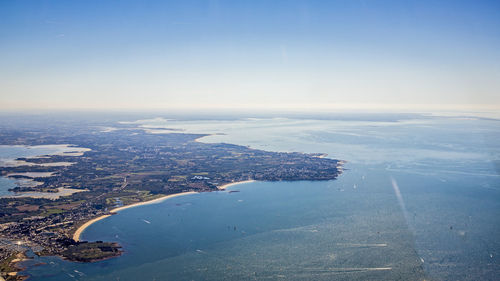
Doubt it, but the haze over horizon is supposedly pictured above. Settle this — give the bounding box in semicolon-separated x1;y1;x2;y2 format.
1;0;499;111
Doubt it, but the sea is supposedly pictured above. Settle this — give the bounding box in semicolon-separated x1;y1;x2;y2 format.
14;112;500;280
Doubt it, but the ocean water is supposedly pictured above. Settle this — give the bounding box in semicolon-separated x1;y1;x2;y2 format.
21;114;500;280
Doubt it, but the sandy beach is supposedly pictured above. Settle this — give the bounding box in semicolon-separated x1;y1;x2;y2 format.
217;179;256;190
73;191;197;241
73;180;257;241
73;215;111;242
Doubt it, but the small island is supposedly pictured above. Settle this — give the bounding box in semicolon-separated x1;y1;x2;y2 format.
0;123;342;280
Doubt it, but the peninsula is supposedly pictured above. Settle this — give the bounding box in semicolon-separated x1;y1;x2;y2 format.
0;120;342;279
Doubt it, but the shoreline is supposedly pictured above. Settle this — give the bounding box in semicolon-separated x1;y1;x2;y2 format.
4;187;88;200
73;180;258;241
217;179;256;190
72;191;197;241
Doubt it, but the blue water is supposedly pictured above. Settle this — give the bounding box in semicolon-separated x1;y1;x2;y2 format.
0;145;84;196
21;115;500;280
0;145;77;161
0;177;18;196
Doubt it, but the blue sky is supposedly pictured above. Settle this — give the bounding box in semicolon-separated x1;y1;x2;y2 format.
1;0;499;110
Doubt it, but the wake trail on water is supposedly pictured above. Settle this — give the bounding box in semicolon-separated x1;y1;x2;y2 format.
390;177;414;234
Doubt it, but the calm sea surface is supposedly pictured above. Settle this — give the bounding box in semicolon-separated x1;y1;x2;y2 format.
0;145;83;196
20;115;500;280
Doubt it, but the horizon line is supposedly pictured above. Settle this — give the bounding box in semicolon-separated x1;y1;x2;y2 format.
1;103;500;113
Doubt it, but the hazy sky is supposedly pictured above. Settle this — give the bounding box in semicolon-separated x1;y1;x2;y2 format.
1;0;499;110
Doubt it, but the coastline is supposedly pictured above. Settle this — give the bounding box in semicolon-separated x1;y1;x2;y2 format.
7;252;30;281
73;180;258;241
72;191;198;241
73;215;111;242
217;179;256;190
4;187;88;200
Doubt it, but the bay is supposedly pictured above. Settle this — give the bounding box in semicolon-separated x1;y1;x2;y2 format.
21;114;500;280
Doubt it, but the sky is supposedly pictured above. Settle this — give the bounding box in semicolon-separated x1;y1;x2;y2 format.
1;0;499;111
